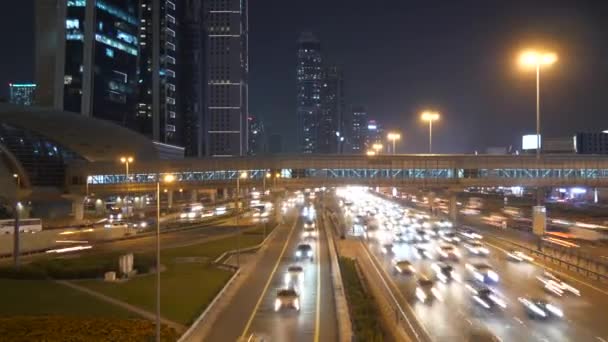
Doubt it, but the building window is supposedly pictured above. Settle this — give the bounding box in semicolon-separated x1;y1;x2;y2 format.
166;124;176;132
166;14;176;24
105;48;114;58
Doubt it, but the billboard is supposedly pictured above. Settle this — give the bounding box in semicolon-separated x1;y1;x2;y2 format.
522;134;541;150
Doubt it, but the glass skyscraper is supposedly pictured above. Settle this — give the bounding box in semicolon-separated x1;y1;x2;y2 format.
296;32;322;153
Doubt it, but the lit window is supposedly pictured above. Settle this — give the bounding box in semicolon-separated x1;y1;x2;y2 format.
105;48;114;58
66;19;79;29
64;75;73;85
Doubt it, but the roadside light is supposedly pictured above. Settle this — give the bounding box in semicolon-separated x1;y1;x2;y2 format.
163;174;175;183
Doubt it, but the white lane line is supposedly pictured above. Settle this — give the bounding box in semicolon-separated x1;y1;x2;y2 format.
514;316;525;325
483;239;608;297
596;337;607;342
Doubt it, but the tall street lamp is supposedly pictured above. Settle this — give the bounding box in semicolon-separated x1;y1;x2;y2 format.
387;132;401;154
263;171;271;193
12;173;20;268
235;171;248;267
421;111;440;153
519;50;557;159
120;156;134;227
156;173;174;342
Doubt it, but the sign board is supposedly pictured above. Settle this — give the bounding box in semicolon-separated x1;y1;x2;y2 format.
522;134;541;150
532;206;546;236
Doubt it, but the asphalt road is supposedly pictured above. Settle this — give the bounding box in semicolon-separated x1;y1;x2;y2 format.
204;201;338;342
349;193;608;341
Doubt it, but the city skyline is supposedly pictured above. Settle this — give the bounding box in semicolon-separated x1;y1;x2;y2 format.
2;1;608;154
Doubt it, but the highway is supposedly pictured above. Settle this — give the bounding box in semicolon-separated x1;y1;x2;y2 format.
336;187;608;341
202;196;337;342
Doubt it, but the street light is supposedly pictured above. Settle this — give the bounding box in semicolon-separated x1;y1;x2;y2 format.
120;156;134;227
155;173;174;342
387;132;401;154
235;171;248;267
372;143;383;155
12;173;20;268
264;172;271;193
519;50;557;159
366;150;376;156
421;111;440;153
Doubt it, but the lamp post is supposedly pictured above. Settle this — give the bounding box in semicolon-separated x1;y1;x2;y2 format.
120;156;134;227
263;172;271;193
421;111;440;153
235;171;248;268
372;143;383;155
274;172;281;190
387;132;401;154
366;150;376;156
12;173;20;268
519;50;557;160
156;173;175;342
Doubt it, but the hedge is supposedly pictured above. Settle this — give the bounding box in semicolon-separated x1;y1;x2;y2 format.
0;316;179;342
339;257;384;342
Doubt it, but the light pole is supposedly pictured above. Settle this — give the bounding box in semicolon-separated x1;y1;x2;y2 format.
387;132;401;154
372;143;383;155
156;173;175;342
235;171;248;268
519;50;557;159
263;172;271;193
120;156;134;227
12;173;20;268
421;111;440;153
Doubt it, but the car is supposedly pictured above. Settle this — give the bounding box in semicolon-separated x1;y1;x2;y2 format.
284;265;304;286
436;245;461;260
302;227;317;239
393;232;407;243
414;245;431;259
464;281;507;309
414;233;430;243
393;259;416;275
431;262;460;283
439;231;461;243
303;219;315;229
460;229;483;240
465;263;499;283
274;288;300;312
381;243;394;255
463;241;490;256
536;271;580;296
506;250;534;262
415;276;443;303
295;244;314;261
518;297;564;319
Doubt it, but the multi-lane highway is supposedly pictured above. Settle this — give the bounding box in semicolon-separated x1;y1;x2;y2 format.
202;194;337;342
336;187;608;341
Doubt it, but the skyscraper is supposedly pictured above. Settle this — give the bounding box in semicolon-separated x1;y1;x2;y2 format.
9;84;36;106
36;0;140;128
365;119;384;150
138;0;180;146
248;115;265;155
296;32;322;153
318;66;344;153
204;0;249;156
351;106;368;153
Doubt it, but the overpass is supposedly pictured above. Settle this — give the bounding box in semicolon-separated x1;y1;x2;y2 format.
67;154;608;195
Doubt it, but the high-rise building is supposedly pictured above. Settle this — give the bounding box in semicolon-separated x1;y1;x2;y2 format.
575;132;608;154
296;32;322;153
248;115;265;155
137;0;180;146
204;0;249;156
318;66;344;153
351;106;368;153
178;0;205;157
36;0;140;129
9;84;36;106
365;119;384;150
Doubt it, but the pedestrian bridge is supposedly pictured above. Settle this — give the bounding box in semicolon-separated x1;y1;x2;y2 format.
68;154;608;194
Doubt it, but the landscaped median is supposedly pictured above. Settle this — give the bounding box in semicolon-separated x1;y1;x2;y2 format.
0;223;276;341
339;256;385;342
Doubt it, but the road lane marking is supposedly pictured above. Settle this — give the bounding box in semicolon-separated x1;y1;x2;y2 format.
596;337;607;342
240;217;298;338
313;217;322;342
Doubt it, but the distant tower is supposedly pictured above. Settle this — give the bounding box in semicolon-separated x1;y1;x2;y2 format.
351;106;368;153
319;66;344;153
296;32;322;153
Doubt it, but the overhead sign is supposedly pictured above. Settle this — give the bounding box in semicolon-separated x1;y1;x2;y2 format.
522;134;541;150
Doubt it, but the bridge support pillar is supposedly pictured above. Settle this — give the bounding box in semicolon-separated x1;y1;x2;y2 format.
219;188;228;200
167;191;173;209
190;190;198;203
449;193;458;223
72;196;85;221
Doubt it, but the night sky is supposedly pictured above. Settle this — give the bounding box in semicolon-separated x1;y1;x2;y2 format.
2;0;608;153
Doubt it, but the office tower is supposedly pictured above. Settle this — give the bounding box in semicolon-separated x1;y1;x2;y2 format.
248;115;265;155
204;0;249;156
296;32;322;153
351;106;368;153
35;0;139;129
318;66;344;153
138;0;180;145
575;132;608;154
9;84;36;106
365;119;384;150
178;0;205;157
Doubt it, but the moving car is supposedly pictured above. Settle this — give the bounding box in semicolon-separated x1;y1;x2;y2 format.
436;245;460;260
274;288;300;312
295;244;314;261
460;229;483;240
431;262;460;283
415;245;431;259
518;297;564;319
415;276;443;303
284;265;304;287
303;219;315;229
463;241;490;256
302;227;317;239
465;281;507;310
439;231;461;244
393;259;416;275
381;243;394;255
506;250;534;262
537;271;580;296
465;263;499;283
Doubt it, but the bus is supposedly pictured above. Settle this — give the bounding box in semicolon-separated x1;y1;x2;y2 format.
0;218;43;234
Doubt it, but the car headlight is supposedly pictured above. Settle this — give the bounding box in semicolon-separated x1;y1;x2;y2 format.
274;298;281;311
307;250;313;257
296;251;302;257
415;288;427;302
140;222;147;228
180;213;187;218
294;298;300;310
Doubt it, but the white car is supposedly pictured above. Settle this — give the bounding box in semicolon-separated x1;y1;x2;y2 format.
506;250;534;262
537;271;580;296
274;288;300;312
464;241;490;256
302;227;317;239
465;263;499;283
519;297;564;319
393;259;416;275
415;276;443;303
439;231;461;243
460;229;483;240
436;245;461;260
284;265;304;287
465;281;507;310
